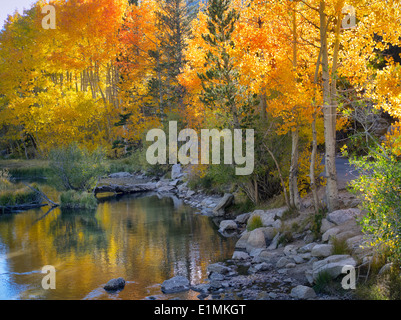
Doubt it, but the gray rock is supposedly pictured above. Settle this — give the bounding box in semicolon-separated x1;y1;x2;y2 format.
169;179;180;186
257;250;276;263
161;276;190;293
171;164;183;180
311;244;333;258
186;190;196;198
329;230;362;243
249;248;266;257
284;245;297;256
261;227;277;241
232;251;250;260
312;255;357;281
298;243;317;253
327;208;361;226
378;263;393;275
108;172;132;178
219;220;237;233
104;277;126;291
290;285;316;300
293;255;306;264
191;283;210;293
346;235;364;250
207;263;230;275
249;262;272;273
246;228;266;252
213;193;234;216
248;210;275;228
235;212;251;224
268;232;280;250
276;257;291;268
209;273;225;281
235;232;250;250
320;218;336;234
322;227;340;242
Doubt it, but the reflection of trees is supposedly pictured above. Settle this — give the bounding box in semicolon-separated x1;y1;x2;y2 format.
128;195;236;284
48;209;108;256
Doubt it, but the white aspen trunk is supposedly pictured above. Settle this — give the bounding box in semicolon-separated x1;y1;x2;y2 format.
320;0;338;212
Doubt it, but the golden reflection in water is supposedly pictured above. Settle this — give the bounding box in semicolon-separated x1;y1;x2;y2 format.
0;193;236;300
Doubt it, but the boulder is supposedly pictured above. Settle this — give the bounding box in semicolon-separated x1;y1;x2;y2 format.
248;262;272;273
320;219;336;234
311;244;333;258
219;220;237;233
322;227;340;242
329;230;362;244
268;232;280;250
248;210;275;228
235;232;250;250
212;193;234;216
298;243;317;253
284;245;297;256
378;263;393;275
261;227;277;241
235;212;251;224
232;251;250;260
246;228;266;252
171;164;183;180
327;208;361;226
207;263;230;275
161;276;190;293
292;255;306;264
312;255;357;281
276;257;291;268
104;277;126;291
290;285;316;300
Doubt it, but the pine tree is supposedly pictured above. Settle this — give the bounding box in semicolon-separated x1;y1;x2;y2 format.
197;0;257;129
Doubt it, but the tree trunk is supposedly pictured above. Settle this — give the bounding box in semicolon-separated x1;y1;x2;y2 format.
289;5;300;210
289;128;300;209
320;0;338;212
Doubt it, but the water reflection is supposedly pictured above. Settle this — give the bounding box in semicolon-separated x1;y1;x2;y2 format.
0;192;236;300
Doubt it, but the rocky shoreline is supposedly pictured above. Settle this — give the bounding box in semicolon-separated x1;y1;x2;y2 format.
99;165;375;300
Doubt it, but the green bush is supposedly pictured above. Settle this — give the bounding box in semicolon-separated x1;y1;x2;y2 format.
48;143;106;192
349;147;401;262
60;190;98;209
247;215;263;231
313;271;334;294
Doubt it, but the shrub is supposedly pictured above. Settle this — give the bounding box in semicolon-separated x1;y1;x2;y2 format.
349;147;401;262
313;271;334;294
48;143;106;192
0;169;12;191
60;190;98;209
331;236;351;255
247;215;263;231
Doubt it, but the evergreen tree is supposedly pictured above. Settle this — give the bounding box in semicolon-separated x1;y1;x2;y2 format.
198;0;257;129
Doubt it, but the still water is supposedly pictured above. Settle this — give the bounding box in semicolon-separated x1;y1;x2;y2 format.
0;189;236;300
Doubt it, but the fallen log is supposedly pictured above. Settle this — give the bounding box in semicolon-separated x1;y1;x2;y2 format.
22;183;59;207
94;182;157;195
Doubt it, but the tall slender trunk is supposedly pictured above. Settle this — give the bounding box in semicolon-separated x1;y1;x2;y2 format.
289;4;300;209
320;0;338;212
289;128;300;209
